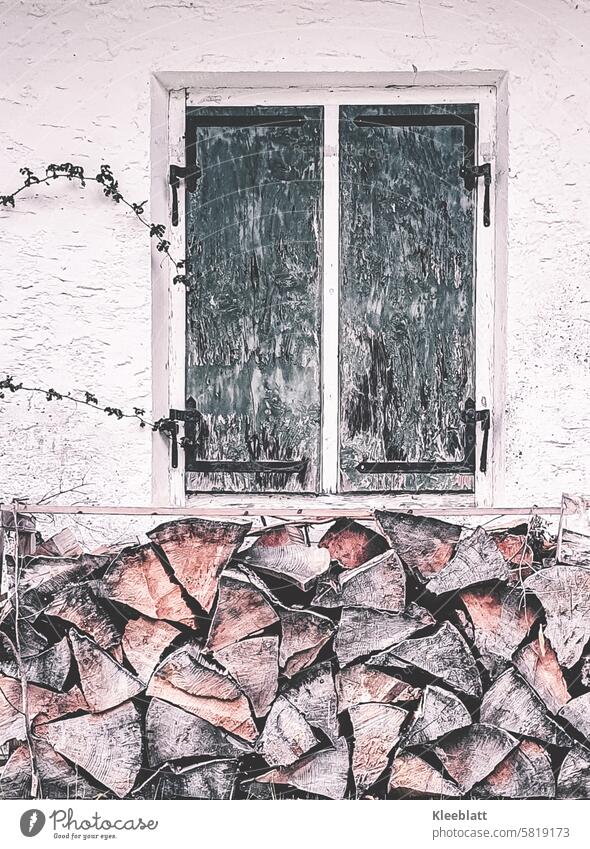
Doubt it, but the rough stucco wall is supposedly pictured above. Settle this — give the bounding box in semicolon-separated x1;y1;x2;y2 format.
0;0;589;508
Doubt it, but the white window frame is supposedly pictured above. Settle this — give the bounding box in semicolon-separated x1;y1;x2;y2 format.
151;71;508;513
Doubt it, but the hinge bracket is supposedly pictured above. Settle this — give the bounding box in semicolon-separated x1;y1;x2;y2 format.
169;163;202;227
461;162;492;228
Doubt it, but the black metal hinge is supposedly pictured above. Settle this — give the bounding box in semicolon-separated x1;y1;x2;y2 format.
461;162;492;227
169;163;201;227
356;398;490;477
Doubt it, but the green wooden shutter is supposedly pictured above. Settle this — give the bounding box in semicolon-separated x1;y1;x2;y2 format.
339;104;477;493
184;106;323;493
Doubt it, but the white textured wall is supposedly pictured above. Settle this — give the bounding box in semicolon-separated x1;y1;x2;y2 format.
1;0;589;508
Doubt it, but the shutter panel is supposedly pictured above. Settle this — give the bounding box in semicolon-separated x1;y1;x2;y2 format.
184;107;323;493
339;104;477;493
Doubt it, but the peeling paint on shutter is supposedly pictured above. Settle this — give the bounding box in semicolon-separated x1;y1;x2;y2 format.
339;104;476;493
184;107;323;493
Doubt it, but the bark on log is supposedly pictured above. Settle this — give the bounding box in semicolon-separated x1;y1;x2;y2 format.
336;664;420;712
557;746;590;799
148;518;252;612
524;561;590;668
241;544;330;591
44;583;120;650
480;668;571;747
460;583;538;667
388;752;461;798
513;633;571;714
157;759;239;800
214;635;279;717
40;700;143;798
559;528;590;565
122;616;181;683
319;519;389;570
147;642;258;742
101;544;197;627
349;702;407;794
279;607;335;678
336;604;435;667
69;630;144;712
434;723;519;793
146;698;251;766
0;740;98;799
254;736;349;799
205;569;279;652
375;511;461;583
0;634;70;691
256;695;318;766
402;685;471;746
369;622;482;699
312;549;406;613
426;527;510;595
472;740;555;799
282;661;339;744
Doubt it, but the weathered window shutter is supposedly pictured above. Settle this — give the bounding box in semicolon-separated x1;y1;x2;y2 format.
339;104;478;493
183;106;323;493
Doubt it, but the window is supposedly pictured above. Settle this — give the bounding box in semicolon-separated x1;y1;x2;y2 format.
152;74;505;509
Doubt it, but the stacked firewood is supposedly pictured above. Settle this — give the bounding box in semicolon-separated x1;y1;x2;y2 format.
1;511;590;800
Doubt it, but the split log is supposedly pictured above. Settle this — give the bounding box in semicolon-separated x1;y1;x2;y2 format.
282;662;339;744
0;634;70;691
312;549;406;613
0;676;87;744
434;723;519;793
524;561;590;667
426;527;509;595
241;544;330;591
148;518;251;613
34;528;83;559
480;668;571;747
402;685;471;746
279;607;335;678
375;511;461;582
369;622;482;698
146;698;251;766
336;604;435;667
558;692;590;740
492;530;534;569
557;746;590;799
157;759;239;800
388;752;461;798
0;740;98;799
336;664;420;712
559;528;590;565
472;740;555;799
205;569;279;652
513;633;571;714
349;702;407;793
460;583;538;666
254;736;349;799
214;635;279;717
69;630;143;712
40;700;143;798
319;519;389;569
249;523;306;547
122;616;181;683
147;642;258;742
256;695;318;766
19;554;108;599
101;544;197;627
44;583;120;650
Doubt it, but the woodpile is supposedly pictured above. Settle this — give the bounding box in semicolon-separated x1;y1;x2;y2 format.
1;510;590;800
